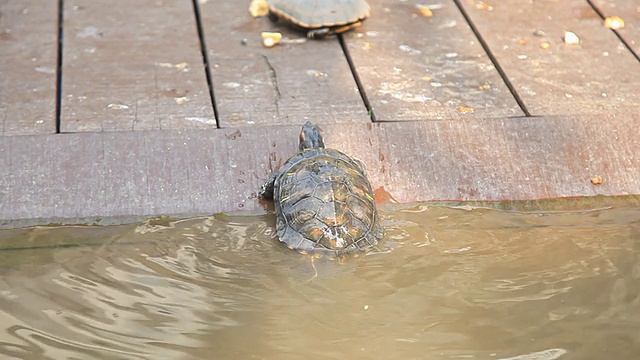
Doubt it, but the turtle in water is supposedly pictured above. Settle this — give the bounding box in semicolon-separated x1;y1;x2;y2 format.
267;0;371;38
260;122;382;255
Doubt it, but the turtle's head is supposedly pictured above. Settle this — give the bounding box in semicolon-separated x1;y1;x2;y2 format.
299;122;325;151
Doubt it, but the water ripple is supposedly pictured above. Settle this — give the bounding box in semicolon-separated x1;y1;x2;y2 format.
0;203;638;358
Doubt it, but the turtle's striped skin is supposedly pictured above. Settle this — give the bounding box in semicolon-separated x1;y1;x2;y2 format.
268;0;370;38
260;122;382;255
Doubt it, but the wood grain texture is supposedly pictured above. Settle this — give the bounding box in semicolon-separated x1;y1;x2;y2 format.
0;0;58;135
199;0;370;127
344;0;523;121
60;0;215;132
591;0;640;59
459;0;640;116
2;116;639;226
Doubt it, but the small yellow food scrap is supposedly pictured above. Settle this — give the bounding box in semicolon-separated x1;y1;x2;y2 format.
417;6;433;18
563;31;580;45
591;176;603;185
457;105;474;114
475;1;493;11
539;41;551;49
249;0;269;18
261;31;282;48
518;38;527;45
478;83;491;90
363;42;373;50
604;16;625;30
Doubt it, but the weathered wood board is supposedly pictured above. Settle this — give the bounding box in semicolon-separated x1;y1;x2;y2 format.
199;0;370;127
0;0;58;135
2;0;640;228
2;116;639;227
459;0;640;116
592;0;640;59
344;0;524;121
60;0;215;132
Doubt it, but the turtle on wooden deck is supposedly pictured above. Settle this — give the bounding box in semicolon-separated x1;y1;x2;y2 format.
260;122;382;255
268;0;371;38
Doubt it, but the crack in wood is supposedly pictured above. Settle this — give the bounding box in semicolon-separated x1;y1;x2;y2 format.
262;54;281;117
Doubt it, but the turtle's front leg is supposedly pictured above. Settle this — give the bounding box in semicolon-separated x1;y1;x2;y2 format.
259;172;277;200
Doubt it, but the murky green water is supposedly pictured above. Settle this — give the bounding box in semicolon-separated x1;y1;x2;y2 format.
0;200;639;359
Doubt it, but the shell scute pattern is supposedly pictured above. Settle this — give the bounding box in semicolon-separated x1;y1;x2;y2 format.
285;200;318;226
260;123;382;255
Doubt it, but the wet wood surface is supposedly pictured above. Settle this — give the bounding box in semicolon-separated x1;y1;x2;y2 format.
0;0;58;135
1;0;640;226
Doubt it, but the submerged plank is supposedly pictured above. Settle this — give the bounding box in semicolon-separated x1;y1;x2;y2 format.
344;0;523;121
1;115;639;226
591;0;640;59
0;0;58;135
459;0;640;116
199;1;369;127
60;0;215;132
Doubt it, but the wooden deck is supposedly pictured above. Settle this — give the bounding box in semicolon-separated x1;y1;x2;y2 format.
1;0;639;227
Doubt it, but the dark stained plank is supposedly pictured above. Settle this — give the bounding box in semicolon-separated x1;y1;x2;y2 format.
199;1;370;127
2;115;639;226
591;0;640;58
344;0;523;121
459;0;640;116
60;0;215;132
0;0;58;135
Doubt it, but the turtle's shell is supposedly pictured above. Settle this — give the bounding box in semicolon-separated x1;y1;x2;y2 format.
272;148;382;255
268;0;370;30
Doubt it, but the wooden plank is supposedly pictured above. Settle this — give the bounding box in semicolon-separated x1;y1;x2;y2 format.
60;0;215;132
591;0;640;59
199;1;370;127
459;0;640;116
0;0;58;135
0;127;295;224
2;115;639;227
343;0;523;121
377;116;640;202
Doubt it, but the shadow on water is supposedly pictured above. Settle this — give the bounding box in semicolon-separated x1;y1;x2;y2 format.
0;197;639;359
